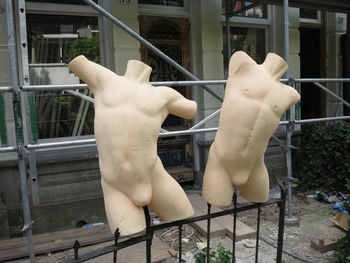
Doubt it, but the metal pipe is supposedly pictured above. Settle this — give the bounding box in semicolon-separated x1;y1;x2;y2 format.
295;78;350;82
295;115;350;124
276;189;286;263
27;138;97;150
0;86;13;92
65;90;94;103
26;128;219;150
178;224;183;263
22;84;88;91
151;80;227;86
232;194;237;263
255;207;261;263
206;203;211;263
82;0;224;102
6;0;35;261
25;115;350;151
18;78;350;92
17;0;40;208
314;82;350;109
0;146;17;153
225;0;232;64
283;0;290;79
144;206;152;263
285;122;298;222
189;109;221;130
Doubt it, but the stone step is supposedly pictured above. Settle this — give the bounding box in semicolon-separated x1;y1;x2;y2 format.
188;194;256;241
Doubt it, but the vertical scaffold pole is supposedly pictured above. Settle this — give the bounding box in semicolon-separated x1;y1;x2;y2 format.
285;121;298;222
5;0;35;261
283;0;290;77
17;0;40;208
283;0;298;224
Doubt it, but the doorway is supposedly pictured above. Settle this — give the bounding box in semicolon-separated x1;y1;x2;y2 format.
139;16;193;182
299;27;321;119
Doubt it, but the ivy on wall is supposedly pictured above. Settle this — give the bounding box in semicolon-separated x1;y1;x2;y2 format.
293;121;350;192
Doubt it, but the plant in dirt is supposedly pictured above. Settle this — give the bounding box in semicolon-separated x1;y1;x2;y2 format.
334;181;350;263
293;122;350;192
195;243;235;263
216;243;233;263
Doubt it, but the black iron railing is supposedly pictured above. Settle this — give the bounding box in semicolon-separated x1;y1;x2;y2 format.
65;188;286;263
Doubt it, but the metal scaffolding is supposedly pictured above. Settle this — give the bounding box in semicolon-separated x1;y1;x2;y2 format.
1;0;350;262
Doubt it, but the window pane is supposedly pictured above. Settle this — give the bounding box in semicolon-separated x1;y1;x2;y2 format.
32;38;60;64
138;0;183;7
222;0;267;19
27;14;99;139
300;8;318;20
26;0;98;4
223;27;266;70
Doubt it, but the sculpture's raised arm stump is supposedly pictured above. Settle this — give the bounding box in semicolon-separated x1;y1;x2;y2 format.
68;56;196;236
203;51;300;206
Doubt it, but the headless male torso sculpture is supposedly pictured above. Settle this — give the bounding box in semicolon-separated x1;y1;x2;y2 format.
69;56;196;236
203;51;300;206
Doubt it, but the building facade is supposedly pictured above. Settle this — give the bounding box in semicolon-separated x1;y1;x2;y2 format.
0;0;348;238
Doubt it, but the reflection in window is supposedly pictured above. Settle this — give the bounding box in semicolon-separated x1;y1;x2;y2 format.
27;14;98;64
300;8;318;20
223;27;265;73
222;0;267;19
27;14;99;139
138;0;183;7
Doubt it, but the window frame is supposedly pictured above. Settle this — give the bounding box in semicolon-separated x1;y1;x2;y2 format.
222;5;270;78
222;3;272;25
25;2;100;141
138;0;190;18
299;9;321;24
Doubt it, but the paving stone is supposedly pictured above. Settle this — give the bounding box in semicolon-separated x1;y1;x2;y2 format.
188;194;256;241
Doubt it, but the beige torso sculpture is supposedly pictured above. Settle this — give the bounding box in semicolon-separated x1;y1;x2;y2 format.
69;56;196;236
203;51;300;206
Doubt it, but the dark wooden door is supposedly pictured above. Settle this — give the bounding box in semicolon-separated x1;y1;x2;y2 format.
140;16;193;182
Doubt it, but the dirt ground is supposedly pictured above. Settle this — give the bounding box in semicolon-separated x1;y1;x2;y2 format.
9;191;347;263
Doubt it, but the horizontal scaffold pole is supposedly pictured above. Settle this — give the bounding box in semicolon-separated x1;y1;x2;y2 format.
82;0;224;102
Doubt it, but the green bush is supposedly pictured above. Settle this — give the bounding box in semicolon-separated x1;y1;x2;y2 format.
293;121;350;192
65;36;100;64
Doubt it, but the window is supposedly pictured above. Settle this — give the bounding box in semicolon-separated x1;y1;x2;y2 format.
223;26;266;76
222;0;267;19
138;0;183;7
27;14;99;139
300;8;318;20
27;14;98;65
300;8;321;24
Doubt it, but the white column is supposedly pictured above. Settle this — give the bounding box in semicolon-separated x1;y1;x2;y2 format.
326;12;347;116
112;0;141;75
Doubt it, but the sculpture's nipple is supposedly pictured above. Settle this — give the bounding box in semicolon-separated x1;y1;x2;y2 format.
125;60;152;84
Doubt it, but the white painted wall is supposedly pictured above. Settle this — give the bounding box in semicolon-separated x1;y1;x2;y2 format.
270;6;300;124
326;12;348;116
112;0;141;75
190;0;224;143
270;6;300;78
29;65;80;85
